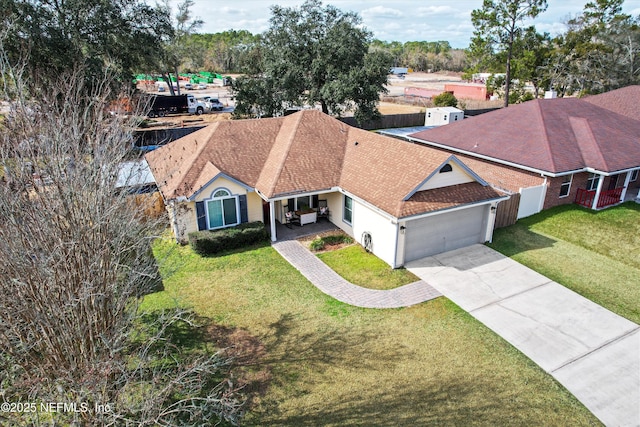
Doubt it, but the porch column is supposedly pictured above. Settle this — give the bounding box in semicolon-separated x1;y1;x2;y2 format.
620;171;633;202
270;201;277;242
591;174;605;210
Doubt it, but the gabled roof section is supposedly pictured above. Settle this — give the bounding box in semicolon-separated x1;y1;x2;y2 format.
403;156;487;201
409;97;640;174
255;109;348;198
400;182;504;218
583;85;640;121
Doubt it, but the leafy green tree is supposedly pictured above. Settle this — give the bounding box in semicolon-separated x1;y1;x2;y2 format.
433;92;458;107
548;0;640;94
1;0;171;92
469;0;548;107
156;0;203;95
233;0;391;123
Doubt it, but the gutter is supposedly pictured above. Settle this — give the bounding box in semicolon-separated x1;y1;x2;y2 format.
398;194;510;222
403;135;585;178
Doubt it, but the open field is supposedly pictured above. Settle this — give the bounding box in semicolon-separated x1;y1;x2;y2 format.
489;203;640;324
142;236;599;426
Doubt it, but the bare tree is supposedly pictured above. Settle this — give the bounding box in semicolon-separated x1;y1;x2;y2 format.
0;35;243;425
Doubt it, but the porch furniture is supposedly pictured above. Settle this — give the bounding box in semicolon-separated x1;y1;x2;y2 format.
296;209;317;226
317;199;330;220
284;208;300;228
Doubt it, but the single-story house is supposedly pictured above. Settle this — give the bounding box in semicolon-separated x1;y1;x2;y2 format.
145;110;508;268
407;86;640;217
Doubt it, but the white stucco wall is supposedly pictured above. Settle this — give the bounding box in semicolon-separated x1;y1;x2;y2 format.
351;199;399;268
417;162;474;191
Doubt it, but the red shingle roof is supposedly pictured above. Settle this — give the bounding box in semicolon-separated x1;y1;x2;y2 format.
583;85;640;121
145;110;504;218
409;97;640;174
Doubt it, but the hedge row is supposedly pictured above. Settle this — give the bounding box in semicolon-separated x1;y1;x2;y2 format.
188;222;268;256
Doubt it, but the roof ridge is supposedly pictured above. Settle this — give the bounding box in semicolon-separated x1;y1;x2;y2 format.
174;122;219;197
569;116;608;170
258;111;305;197
535;100;557;173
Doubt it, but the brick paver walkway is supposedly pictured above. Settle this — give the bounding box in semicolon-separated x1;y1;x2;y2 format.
272;240;442;308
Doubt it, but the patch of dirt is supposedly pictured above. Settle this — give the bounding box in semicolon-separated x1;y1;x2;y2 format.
297;230;355;253
207;324;271;402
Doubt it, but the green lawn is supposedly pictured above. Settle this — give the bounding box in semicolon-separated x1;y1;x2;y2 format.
489;202;640;324
317;245;419;289
143;237;600;426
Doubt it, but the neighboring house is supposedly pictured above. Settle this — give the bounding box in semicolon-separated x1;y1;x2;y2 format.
145;110;508;268
407;89;640;217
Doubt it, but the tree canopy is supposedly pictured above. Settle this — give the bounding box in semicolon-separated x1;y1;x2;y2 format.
1;0;171;90
468;0;548;106
232;0;392;123
547;0;640;94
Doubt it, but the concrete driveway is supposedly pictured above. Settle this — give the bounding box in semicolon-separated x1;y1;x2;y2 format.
406;244;640;427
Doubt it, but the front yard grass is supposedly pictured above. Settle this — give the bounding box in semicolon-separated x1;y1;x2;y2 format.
317;244;420;289
489;202;640;324
142;237;600;426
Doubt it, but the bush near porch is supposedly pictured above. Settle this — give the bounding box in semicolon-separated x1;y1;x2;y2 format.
143;236;599;426
188;222;268;255
489;202;640;324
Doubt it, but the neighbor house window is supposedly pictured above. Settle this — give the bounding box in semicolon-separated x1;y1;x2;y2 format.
206;188;238;229
586;173;600;191
631;170;638;182
343;195;353;224
559;174;572;197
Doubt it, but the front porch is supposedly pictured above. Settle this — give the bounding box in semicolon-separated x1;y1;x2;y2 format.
575;187;624;209
575;170;640;209
270;218;338;241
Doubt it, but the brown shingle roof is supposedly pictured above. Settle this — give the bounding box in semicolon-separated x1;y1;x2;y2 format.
583;85;640;121
409;97;640;174
145;110;503;218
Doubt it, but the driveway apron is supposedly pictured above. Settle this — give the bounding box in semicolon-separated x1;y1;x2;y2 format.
406;244;640;427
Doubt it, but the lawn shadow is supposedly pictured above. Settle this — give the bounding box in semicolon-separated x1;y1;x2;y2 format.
489;222;557;258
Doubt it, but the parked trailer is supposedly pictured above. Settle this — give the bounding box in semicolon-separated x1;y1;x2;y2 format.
147;94;202;118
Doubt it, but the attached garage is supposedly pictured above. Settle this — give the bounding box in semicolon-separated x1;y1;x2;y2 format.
403;205;489;263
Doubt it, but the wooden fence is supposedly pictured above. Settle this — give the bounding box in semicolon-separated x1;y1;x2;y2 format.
494;193;520;229
339;112;426;130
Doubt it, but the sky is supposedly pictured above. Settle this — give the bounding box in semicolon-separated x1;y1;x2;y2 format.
175;0;640;48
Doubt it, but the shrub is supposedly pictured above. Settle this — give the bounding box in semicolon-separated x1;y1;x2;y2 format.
433;91;458;107
188;222;268;255
309;238;325;251
309;234;354;252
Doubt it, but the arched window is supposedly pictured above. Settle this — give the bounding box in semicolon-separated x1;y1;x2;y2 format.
439;164;453;173
206;188;238;229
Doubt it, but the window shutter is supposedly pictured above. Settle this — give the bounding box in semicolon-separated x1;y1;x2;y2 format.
239;195;248;223
312;194;319;208
195;201;207;230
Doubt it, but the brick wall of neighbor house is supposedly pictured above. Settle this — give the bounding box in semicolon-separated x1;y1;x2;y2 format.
543;173;590;210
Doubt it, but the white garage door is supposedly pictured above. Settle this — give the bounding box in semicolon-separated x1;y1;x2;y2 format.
404;205;487;262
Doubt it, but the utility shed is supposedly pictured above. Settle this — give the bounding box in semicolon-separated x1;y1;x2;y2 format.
425;107;464;126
